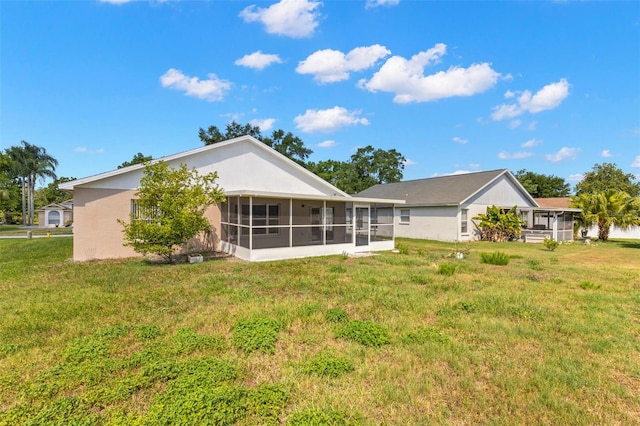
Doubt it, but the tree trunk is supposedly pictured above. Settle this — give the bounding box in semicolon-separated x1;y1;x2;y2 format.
27;174;35;226
21;178;27;226
598;219;609;241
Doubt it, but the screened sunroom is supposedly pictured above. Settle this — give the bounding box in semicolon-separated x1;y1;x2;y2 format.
219;192;401;262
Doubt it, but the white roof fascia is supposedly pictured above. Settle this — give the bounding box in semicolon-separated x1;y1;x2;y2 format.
224;190;404;204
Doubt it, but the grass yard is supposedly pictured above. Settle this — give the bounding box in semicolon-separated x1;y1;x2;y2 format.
1;237;639;425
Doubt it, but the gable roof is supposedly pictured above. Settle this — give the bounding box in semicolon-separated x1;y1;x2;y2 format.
58;136;404;204
356;169;538;207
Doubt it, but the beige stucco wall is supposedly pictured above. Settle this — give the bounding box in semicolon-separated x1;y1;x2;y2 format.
72;187;221;261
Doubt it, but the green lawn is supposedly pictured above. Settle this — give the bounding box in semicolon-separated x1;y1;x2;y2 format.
1;237;639;425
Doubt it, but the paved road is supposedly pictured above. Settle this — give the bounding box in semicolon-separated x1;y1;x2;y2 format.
0;234;73;239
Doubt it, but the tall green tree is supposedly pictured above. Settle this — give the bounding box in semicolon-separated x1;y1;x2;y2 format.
345;146;405;194
118;161;226;263
118;153;153;169
198;121;313;165
575;163;640;197
0;152;21;224
570;190;640;241
6;141;58;226
513;169;571;198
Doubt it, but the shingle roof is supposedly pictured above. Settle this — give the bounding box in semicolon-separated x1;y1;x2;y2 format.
356;169;509;206
534;197;572;208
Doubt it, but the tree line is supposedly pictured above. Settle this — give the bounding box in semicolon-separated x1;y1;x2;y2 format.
2;123;639;241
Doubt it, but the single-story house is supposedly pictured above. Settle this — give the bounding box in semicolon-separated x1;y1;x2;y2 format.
356;169;579;243
36;199;73;228
59;136;404;262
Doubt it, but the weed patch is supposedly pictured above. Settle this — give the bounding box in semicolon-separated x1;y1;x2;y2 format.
335;320;391;347
303;352;355;378
579;280;602;290
438;262;457;276
402;327;450;344
480;251;510;265
287;408;362;425
173;327;226;354
231;317;282;354
325;307;349;323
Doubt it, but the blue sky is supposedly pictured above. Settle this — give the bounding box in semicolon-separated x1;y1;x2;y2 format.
2;0;639;189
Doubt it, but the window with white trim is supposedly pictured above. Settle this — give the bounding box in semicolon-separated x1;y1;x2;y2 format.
400;209;410;224
461;209;468;234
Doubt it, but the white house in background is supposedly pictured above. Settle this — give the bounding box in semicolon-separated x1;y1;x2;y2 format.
36;200;73;228
59;136;404;262
356;169;579;243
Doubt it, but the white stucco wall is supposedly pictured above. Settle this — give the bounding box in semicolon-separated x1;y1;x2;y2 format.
586;225;640;240
395;206;459;241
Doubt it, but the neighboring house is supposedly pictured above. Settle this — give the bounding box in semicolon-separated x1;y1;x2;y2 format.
36;200;73;228
59;136;403;262
356;170;579;243
541;197;640;240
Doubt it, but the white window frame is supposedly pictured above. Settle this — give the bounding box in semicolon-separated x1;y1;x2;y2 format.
400;208;410;224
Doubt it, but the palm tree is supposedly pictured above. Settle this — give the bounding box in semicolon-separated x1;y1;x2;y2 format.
570;190;640;241
6;141;58;226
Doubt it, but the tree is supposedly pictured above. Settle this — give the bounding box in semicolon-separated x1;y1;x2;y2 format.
0;152;21;224
472;205;525;242
118;153;152;169
513;169;570;198
570;190;640;241
36;176;76;206
344;146;405;194
6;141;58;226
118;161;226;263
198;121;313;165
575;163;640;197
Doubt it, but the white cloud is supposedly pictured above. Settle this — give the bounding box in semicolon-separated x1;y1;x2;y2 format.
318;140;336;148
74;147;105;154
296;45;390;83
521;138;542;148
545;146;580;162
359;44;500;103
99;0;131;4
497;151;533;160
568;173;584;182
249;118;276;131
160;68;231;101
509;119;522;129
239;0;321;38
403;158;417;166
526;121;538;131
365;0;400;8
601;149;612;158
468;163;480;169
294;106;369;133
432;170;473;177
235;51;283;70
631;155;640;167
452;136;468;144
491;79;570;121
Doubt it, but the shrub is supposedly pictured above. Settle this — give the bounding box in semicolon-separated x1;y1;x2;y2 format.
335;320;391;347
438;262;457;276
231;317;282;354
325;307;349;323
480;251;510;265
543;236;560;251
303;352;355;378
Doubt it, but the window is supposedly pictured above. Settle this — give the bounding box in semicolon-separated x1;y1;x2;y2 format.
250;203;279;235
48;211;60;226
131;200;160;222
400;209;410;224
461;209;468;234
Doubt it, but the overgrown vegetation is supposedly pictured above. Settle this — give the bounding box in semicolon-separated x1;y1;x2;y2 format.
473;205;525;242
543;236;560;251
480;251;510;265
1;237;639;424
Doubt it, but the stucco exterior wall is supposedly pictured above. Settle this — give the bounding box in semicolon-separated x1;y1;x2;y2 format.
395;206;459;241
72;187;222;261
